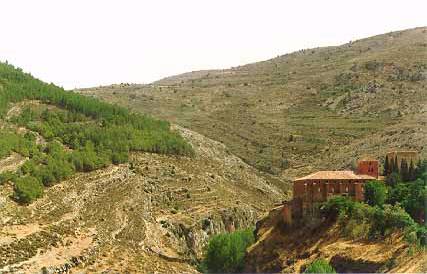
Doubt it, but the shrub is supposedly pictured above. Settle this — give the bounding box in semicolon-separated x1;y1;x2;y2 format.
386;172;401;186
304;259;336;273
364;181;387;207
0;171;17;185
321;197;421;243
14;176;43;204
200;229;254;273
321;196;355;218
388;179;427;223
405;225;427;246
371;204;416;236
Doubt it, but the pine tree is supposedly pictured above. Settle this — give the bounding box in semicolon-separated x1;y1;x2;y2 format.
408;160;415;181
390;156;396;174
400;159;409;181
394;156;398;173
414;159;422;178
384;155;390;175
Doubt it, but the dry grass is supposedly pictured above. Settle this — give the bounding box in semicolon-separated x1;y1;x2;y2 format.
79;27;427;180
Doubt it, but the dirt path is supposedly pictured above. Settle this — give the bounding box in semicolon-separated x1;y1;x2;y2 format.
0;231;94;273
5;105;22;121
0;152;27;173
0;223;41;246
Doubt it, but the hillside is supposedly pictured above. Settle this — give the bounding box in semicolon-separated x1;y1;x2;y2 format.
1;27;426;272
0;63;285;272
79;27;427;181
245;205;426;273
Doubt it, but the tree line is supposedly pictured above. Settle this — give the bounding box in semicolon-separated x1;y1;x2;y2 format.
0;62;194;204
383;155;425;182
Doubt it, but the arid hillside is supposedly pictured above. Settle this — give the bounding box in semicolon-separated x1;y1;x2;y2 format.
245;205;427;273
79;27;427;180
0;62;286;272
0;119;285;272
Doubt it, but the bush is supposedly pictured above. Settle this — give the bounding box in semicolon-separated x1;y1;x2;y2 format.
304;259;336;273
321;196;356;218
200;229;254;273
386;172;401;186
0;171;17;185
364;181;387;207
371;204;416;237
388;179;427;223
321;196;421;242
14;176;43;204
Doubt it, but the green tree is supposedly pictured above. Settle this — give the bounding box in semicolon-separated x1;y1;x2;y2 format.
386;172;401;186
415;159;427;178
321;196;356;218
0;171;17;185
201;229;254;273
14;176;43;204
408;160;415;181
400;159;409;181
383;155;390;176
304;259;336;273
364;181;387;207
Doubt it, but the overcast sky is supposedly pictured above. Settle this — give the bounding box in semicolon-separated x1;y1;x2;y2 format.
1;0;426;89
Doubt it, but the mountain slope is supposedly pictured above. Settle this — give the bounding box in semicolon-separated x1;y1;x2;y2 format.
0;64;285;272
80;27;427;180
0;124;285;272
244;206;426;273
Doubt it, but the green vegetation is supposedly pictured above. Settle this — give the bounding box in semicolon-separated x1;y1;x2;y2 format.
0;62;193;204
321;158;426;246
0;171;17;185
199;229;254;273
384;156;425;182
322;196;425;245
388;179;426;223
14;176;43;204
304;259;336;274
364;181;387;207
0;132;37;159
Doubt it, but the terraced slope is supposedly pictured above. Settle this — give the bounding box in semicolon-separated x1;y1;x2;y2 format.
0;63;286;272
80;27;427;180
0;112;285;273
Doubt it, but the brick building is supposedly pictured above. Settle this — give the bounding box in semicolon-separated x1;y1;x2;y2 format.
282;159;379;225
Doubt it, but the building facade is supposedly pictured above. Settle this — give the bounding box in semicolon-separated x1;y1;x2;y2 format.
282;160;379;225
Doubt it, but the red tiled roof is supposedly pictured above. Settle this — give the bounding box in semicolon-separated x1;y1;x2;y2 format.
294;170;376;181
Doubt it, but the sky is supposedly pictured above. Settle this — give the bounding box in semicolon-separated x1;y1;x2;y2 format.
1;0;426;89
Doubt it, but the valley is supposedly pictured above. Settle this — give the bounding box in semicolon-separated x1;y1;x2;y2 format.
0;26;426;273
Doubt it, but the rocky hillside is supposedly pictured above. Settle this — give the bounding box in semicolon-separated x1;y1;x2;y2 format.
0;119;285;272
244;206;426;273
79;27;427;180
0;63;286;272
